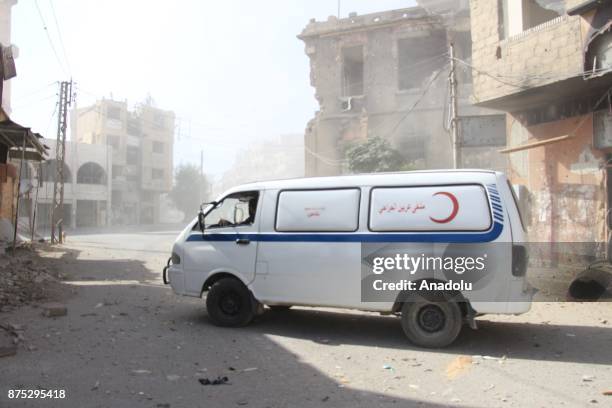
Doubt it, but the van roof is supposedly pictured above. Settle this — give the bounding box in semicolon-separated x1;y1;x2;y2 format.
222;169;503;195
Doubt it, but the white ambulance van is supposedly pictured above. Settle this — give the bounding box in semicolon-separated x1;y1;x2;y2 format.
164;170;532;347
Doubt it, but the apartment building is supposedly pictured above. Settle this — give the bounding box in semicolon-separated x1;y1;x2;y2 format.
298;3;507;177
469;0;612;265
74;98;174;224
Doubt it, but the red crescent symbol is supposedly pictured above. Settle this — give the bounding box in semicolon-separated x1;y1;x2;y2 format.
429;192;459;224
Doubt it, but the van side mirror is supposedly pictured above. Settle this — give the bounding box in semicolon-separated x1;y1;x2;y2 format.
198;201;218;233
198;210;206;233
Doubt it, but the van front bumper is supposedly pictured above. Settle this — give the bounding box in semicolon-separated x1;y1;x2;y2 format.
163;257;186;295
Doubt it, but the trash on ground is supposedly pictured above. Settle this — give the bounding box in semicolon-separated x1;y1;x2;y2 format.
131;369;152;375
198;376;229;386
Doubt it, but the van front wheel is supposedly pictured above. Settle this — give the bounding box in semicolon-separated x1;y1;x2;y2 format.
400;300;462;348
206;278;256;327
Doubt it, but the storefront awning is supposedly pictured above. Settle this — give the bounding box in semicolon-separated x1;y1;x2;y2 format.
0;107;48;162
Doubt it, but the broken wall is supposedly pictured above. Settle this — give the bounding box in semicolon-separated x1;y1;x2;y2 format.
507;113;607;271
301;9;506;176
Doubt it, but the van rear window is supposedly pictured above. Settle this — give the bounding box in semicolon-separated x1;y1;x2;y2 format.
369;185;492;232
276;189;360;232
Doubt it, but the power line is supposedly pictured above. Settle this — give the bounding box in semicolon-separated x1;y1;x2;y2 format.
451;56;612;89
12;81;57;103
383;63;449;138
34;0;69;76
48;0;72;74
46;101;59;135
11;93;58;110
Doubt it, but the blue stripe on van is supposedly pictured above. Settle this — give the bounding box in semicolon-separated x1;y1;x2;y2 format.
186;221;504;244
186;184;506;244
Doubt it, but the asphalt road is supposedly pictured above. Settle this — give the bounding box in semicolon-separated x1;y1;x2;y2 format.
1;229;611;408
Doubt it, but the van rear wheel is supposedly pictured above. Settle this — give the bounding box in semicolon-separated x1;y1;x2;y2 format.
206;278;257;327
400;300;462;348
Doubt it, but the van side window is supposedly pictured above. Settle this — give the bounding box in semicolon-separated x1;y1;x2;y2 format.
276;188;360;232
369;185;492;232
206;191;259;229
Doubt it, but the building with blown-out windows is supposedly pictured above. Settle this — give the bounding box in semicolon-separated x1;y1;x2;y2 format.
73;98;174;225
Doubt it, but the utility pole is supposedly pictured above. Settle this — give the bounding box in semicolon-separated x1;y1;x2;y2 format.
51;80;73;244
449;42;460;169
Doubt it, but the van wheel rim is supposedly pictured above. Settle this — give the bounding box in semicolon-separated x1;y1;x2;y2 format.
220;292;241;316
417;305;445;333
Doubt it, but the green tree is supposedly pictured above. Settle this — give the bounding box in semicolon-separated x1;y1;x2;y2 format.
169;164;209;220
345;136;409;173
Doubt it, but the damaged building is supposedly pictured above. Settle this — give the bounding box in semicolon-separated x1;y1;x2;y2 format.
469;0;612;267
298;1;506;177
74;98;174;225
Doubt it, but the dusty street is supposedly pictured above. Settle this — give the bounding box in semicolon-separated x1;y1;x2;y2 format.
1;229;611;408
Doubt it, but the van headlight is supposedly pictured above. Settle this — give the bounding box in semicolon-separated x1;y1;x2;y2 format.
171;252;181;265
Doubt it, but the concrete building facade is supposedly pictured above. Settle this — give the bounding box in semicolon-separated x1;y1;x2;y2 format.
34;138;111;230
74;99;174;225
469;0;612;267
298;5;507;177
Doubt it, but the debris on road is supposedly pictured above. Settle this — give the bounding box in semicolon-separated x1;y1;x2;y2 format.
568;266;612;301
0;344;17;358
472;355;507;362
198;376;229;385
131;369;152;375
582;375;595;382
0;247;60;309
41;302;67;317
165;374;180;381
603;390;612;396
242;367;258;372
446;355;473;379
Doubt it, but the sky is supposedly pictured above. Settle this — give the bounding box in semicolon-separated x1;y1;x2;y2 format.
9;0;416;179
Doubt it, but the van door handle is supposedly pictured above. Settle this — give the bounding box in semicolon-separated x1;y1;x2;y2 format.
235;238;250;245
